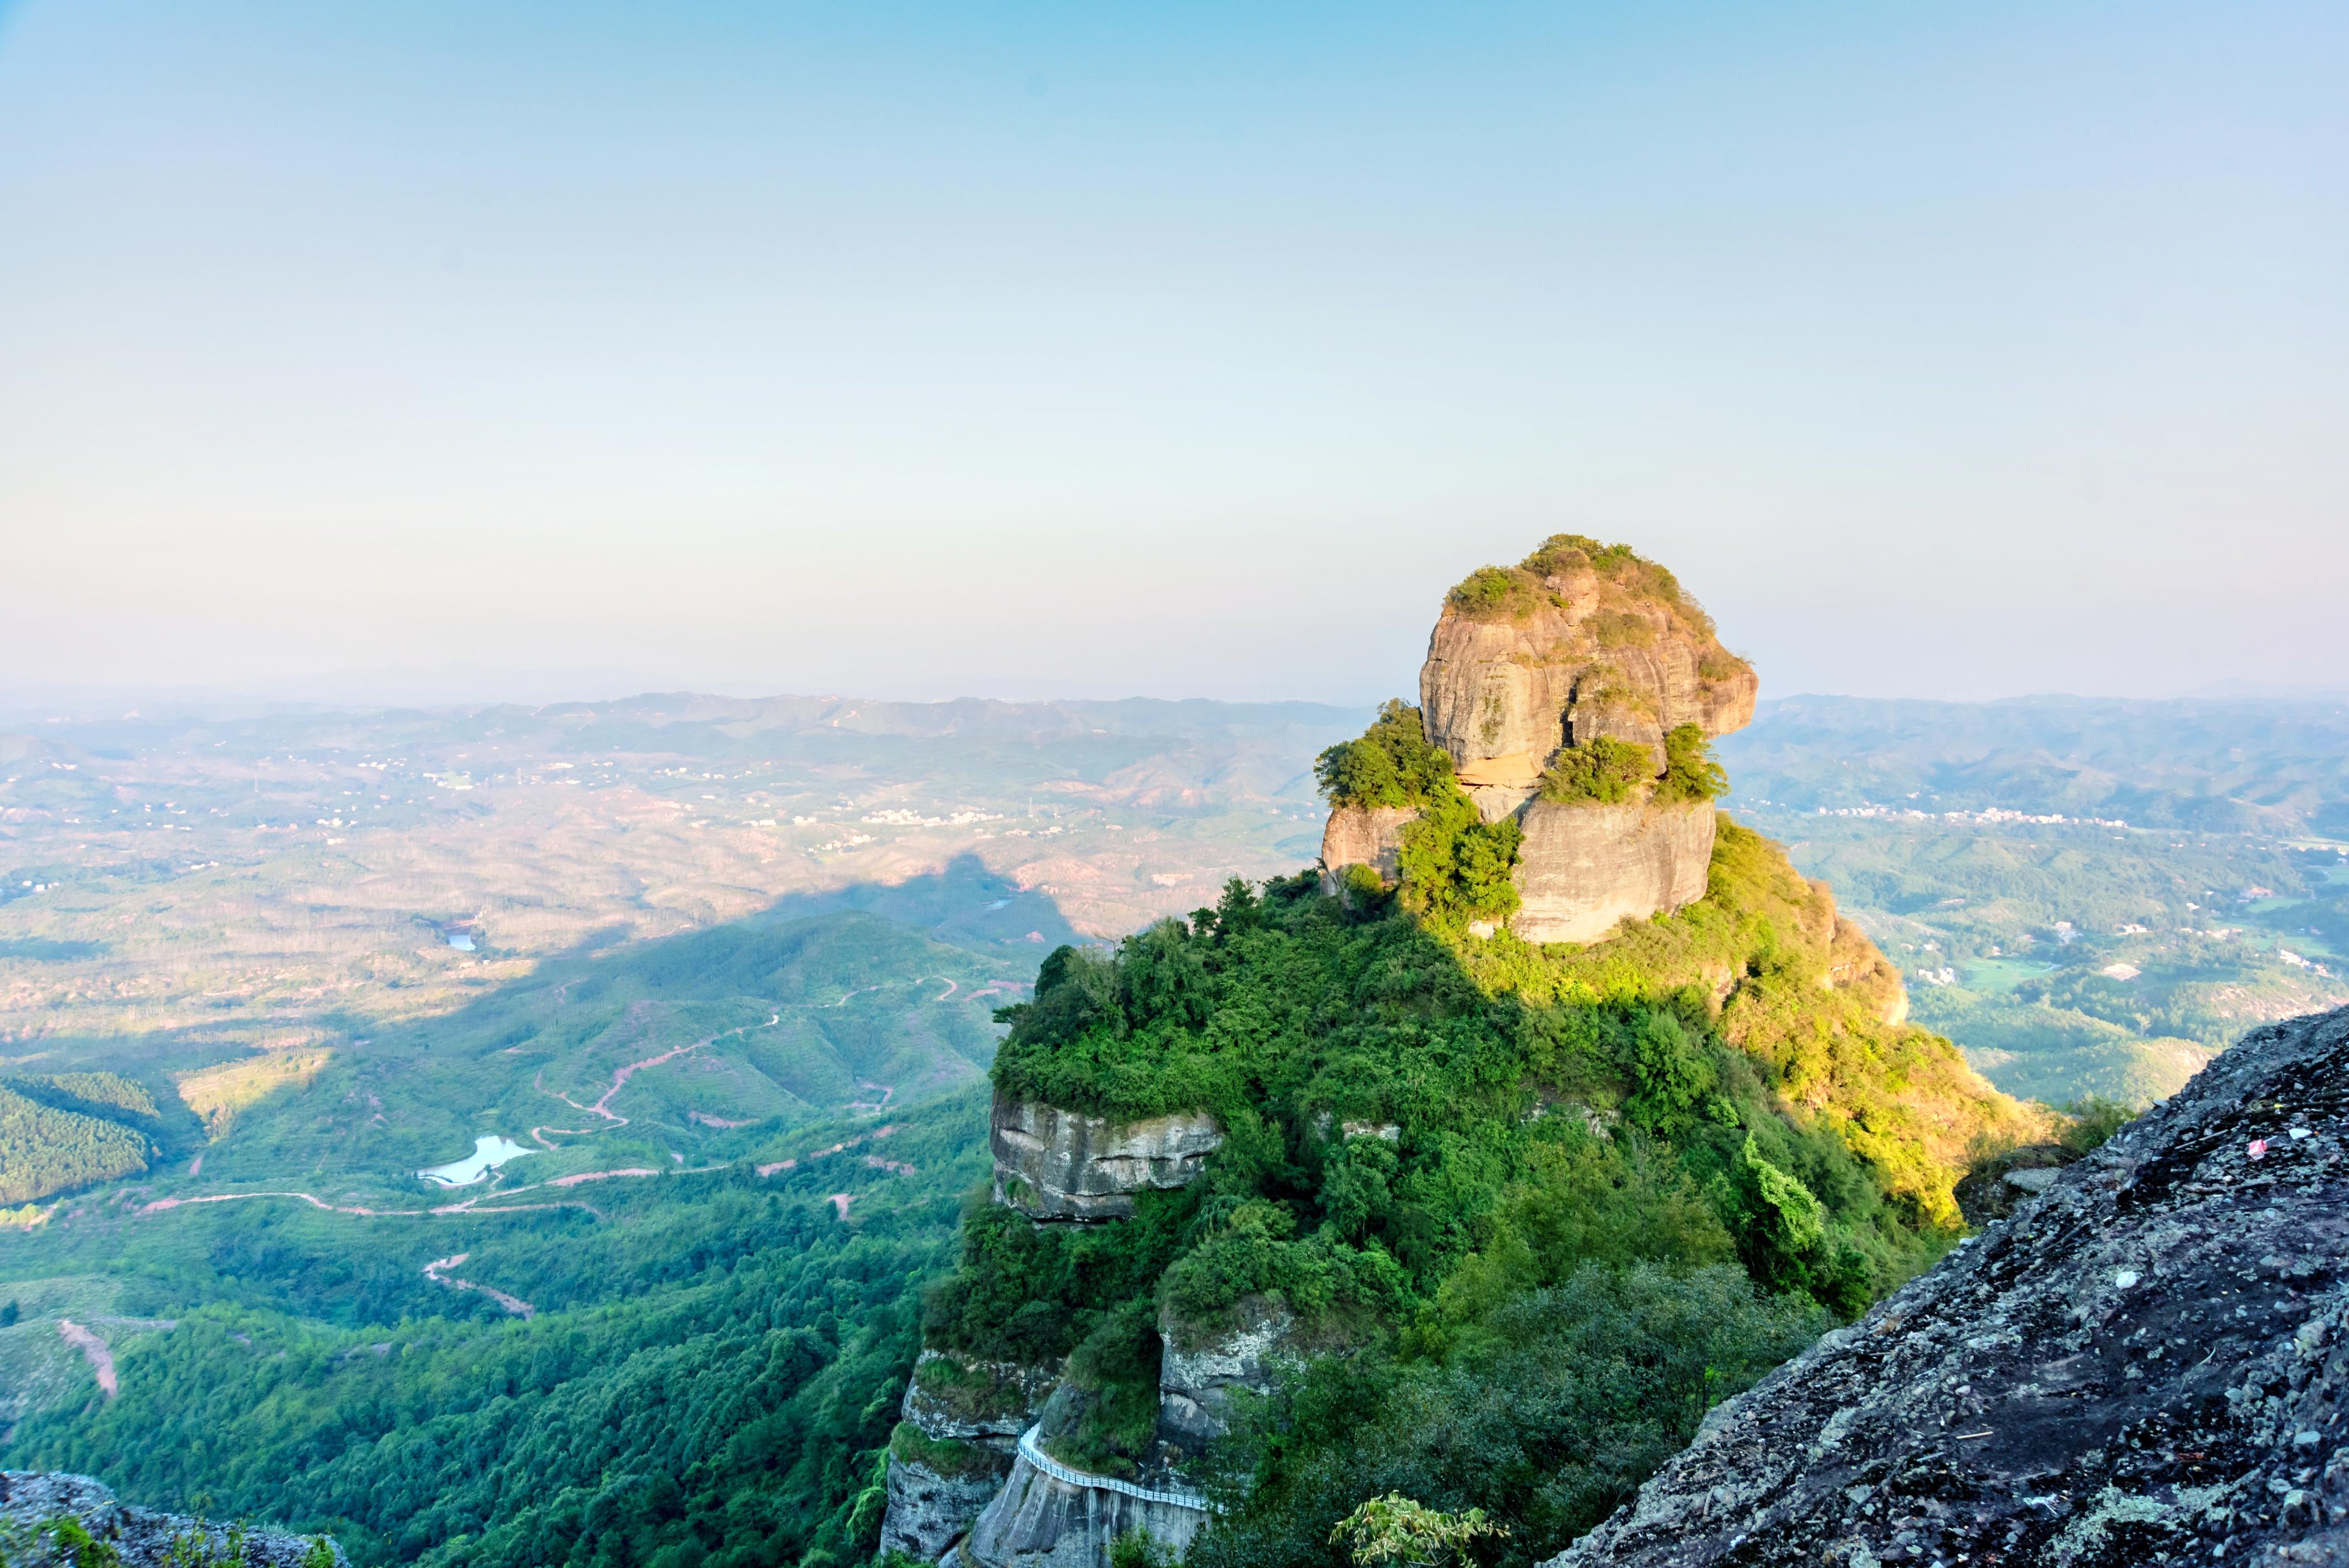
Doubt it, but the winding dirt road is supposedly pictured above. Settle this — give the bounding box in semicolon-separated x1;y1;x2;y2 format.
422;1253;536;1318
543;1010;784;1131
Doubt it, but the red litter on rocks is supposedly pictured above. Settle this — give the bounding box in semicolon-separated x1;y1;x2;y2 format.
2249;1139;2269;1161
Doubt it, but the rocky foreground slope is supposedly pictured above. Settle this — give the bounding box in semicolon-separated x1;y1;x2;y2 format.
1547;1002;2349;1568
0;1472;339;1565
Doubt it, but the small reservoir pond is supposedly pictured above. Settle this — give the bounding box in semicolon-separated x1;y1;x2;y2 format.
418;1135;533;1187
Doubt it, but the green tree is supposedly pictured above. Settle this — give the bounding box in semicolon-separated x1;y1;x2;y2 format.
1329;1494;1506;1568
1316;703;1456;810
1536;739;1653;807
1655;726;1728;805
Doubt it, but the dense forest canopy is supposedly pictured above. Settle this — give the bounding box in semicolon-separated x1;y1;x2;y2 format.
0;1082;152;1204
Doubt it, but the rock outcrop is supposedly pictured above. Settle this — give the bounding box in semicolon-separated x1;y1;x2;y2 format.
1153;1296;1297;1463
887;1098;1234;1564
961;1444;1208;1568
1512;799;1716;944
1545;1002;2349;1568
888;1450;1019;1564
991;1095;1223;1222
953;1303;1300;1568
1322;536;1760;945
1318;805;1417;890
883;1350;1067;1561
1419;538;1755;791
0;1472;341;1566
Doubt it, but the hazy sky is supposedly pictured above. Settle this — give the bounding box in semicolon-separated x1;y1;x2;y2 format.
2;2;2342;707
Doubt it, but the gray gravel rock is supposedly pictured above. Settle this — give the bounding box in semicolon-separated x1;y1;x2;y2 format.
0;1471;341;1566
1545;1002;2349;1568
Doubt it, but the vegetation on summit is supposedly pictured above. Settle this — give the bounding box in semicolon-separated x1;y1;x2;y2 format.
1439;535;1748;691
1535;739;1653;807
1315;703;1456;813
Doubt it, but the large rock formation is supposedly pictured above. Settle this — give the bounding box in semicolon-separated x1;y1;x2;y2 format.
1512;799;1716;944
1323;535;1758;944
1545;1002;2349;1568
1419;538;1755;801
0;1472;341;1566
1153;1296;1297;1463
1318;805;1417;889
991;1096;1223;1222
953;1304;1301;1568
960;1442;1209;1568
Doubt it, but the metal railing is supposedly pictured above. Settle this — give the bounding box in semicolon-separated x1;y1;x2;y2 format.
1016;1425;1213;1512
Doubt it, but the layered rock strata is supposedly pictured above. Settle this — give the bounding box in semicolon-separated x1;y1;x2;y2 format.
1545;1002;2349;1568
961;1435;1210;1568
958;1303;1298;1568
887;1098;1237;1565
991;1096;1223;1221
0;1472;342;1566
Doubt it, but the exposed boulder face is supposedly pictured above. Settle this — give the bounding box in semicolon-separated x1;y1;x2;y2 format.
991;1094;1224;1221
886;1449;1017;1564
882;1349;1065;1561
903;1349;1067;1441
1420;551;1755;789
1545;1002;2349;1568
1154;1296;1297;1462
1318;805;1419;891
0;1472;341;1566
1511;800;1716;944
959;1452;1208;1568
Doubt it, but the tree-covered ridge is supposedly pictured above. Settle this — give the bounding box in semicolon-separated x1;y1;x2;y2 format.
8;1092;996;1568
0;1084;152;1204
5;1072;163;1123
963;820;2033;1555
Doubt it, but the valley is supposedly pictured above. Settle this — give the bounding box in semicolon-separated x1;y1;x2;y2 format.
1;679;2345;1566
1718;694;2349;1103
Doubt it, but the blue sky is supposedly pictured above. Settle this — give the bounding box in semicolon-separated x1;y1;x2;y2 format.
1;2;2342;705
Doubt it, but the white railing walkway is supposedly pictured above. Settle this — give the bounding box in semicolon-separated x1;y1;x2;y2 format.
1015;1425;1214;1513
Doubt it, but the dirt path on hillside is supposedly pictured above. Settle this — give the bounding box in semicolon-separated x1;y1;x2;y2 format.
543;1011;784;1131
57;1320;117;1398
422;1253;536;1318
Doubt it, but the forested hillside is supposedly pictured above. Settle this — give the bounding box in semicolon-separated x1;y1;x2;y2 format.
0;1073;157;1203
940;801;2046;1568
1717;696;2349;1103
5;1090;989;1568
